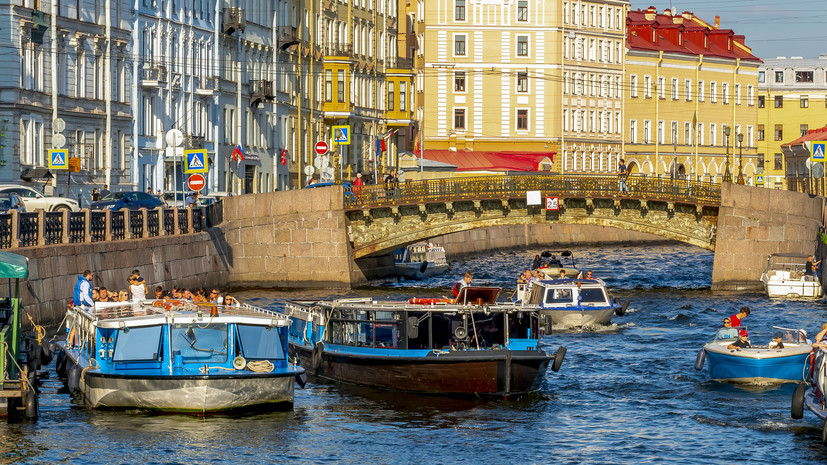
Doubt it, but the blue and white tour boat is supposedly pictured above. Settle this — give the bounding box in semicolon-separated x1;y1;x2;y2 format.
56;299;304;413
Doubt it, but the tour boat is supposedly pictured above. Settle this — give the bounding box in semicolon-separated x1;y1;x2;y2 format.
56;300;305;413
791;345;827;442
0;251;41;421
760;253;823;299
393;242;450;280
534;250;579;279
284;286;565;397
516;278;626;328
696;326;811;384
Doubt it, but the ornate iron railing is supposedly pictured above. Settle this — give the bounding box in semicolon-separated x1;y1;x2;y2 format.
129;211;144;238
0;215;11;249
147;210;160;237
68;212;85;243
163;210;175;235
110;211;125;241
344;174;723;209
18;213;39;247
44;212;64;245
90;211;106;242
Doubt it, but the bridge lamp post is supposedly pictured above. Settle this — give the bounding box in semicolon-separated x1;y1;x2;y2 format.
736;133;745;185
723;126;732;182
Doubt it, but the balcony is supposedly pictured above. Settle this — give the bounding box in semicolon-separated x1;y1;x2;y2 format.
195;76;218;96
278;26;299;50
325;42;353;58
249;80;275;107
141;64;167;87
222;7;246;35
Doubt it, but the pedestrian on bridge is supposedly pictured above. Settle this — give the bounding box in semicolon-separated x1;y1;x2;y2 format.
618;159;630;195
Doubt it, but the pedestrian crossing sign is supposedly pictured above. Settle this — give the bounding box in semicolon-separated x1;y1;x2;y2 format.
332;125;351;145
812;141;827;162
184;149;208;173
755;174;764;185
48;149;68;170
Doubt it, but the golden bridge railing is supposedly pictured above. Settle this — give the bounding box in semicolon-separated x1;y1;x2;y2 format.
344;174;722;209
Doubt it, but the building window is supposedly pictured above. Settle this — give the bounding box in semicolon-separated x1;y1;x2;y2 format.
455;0;465;20
698;81;704;102
517;0;528;21
801;96;809;108
387;82;395;111
758;95;765;108
671;78;678;100
710;82;717;103
722;83;729;104
454;109;465;130
747;85;754;106
684;122;691;144
658;77;665;99
775;71;783;83
454;35;466;56
454;71;465;92
697;123;704;145
774;124;783;141
629;120;637;143
757;125;764;141
517;72;528;93
801;124;809;137
630;74;638;98
643;120;651;143
796;71;814;83
710;123;716;146
400;82;407;111
337;70;345;102
517;109;528;130
758;71;765;83
644;75;651;98
774;153;783;171
774;96;783;108
685;79;692;101
516;36;528;57
657;120;664;144
325;70;332;102
735;84;741;105
671;121;678;144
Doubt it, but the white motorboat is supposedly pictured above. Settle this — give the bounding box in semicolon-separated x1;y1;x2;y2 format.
760;253;823;299
517;277;627;328
394;242;450;280
534;250;579;279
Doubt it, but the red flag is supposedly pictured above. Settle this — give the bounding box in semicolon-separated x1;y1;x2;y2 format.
232;145;244;161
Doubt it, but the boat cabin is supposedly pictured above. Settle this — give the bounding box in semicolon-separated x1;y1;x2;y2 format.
523;279;611;309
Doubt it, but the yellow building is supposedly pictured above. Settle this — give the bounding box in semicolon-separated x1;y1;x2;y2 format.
624;7;760;182
757;56;827;189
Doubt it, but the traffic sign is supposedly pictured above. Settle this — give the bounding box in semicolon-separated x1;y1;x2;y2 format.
187;174;206;192
754;174;764;186
812;141;827;162
545;196;560;211
184;149;208;173
332;125;351;145
48;149;68;170
314;141;329;155
68;157;81;172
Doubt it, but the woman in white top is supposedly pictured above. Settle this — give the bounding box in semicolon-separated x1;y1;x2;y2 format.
129;274;148;301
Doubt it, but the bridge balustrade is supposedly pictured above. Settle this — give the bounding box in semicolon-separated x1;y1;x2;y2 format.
345;174;722;209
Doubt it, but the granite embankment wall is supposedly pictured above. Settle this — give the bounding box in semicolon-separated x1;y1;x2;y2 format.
712;183;824;291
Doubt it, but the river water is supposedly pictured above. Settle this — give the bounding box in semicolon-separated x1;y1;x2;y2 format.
4;243;827;464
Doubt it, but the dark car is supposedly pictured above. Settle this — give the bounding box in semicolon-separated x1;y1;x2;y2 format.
90;191;165;211
304;181;355;200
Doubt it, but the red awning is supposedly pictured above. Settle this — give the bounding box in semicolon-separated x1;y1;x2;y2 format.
413;150;554;172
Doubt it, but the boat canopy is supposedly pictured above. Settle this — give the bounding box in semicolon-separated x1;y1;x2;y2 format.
455;286;500;305
0;251;28;279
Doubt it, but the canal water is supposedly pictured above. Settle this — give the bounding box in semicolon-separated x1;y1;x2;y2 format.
4;243;827;463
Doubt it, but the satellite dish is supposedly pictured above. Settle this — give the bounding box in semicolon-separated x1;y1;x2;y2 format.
52;133;66;149
813;163;825;179
53;118;66;133
313;157;326;169
165;129;184;147
304;165;315;176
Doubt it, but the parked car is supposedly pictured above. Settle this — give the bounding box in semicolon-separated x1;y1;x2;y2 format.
90;191;164;211
162;192;186;208
0;184;80;212
304;181;355;200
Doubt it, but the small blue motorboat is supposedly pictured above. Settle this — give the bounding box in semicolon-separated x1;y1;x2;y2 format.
56;300;305;413
696;326;810;384
516;278;627;328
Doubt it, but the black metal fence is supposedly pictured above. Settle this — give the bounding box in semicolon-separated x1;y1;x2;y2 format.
345;174;722;209
0;206;211;250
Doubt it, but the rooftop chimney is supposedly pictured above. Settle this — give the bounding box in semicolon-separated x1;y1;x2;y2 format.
714;16;720;29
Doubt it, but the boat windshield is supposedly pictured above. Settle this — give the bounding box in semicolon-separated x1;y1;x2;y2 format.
714;326;741;341
237;324;285;360
579;288;607;304
171;323;228;364
113;325;163;362
773;326;808;344
545;288;574;304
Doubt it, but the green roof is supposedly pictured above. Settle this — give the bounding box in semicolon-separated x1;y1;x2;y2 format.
0;251;28;279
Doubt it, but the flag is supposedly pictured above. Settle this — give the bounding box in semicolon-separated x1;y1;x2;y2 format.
232;144;244;162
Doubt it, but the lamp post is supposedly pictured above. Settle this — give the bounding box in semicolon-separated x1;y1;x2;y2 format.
736;133;745;185
723;126;732;182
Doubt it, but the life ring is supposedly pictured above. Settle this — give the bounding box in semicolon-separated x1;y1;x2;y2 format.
311;342;324;372
792;384;806;419
408;298;452;305
694;348;706;371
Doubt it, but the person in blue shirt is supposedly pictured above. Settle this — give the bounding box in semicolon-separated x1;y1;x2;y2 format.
73;270;94;307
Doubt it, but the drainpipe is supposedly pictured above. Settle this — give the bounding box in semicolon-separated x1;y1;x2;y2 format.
655;50;662;175
695;54;702;180
237;31;243;193
214;1;220;191
105;0;112;188
50;0;57;163
132;0;139;193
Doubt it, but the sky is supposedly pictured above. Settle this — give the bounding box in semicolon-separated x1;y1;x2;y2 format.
631;0;827;60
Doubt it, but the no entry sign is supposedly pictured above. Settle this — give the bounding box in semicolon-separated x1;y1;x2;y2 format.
187;174;206;192
314;141;329;155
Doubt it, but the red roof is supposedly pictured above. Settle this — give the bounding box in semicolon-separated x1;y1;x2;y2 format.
783;125;827;148
413;150;554;172
627;8;760;62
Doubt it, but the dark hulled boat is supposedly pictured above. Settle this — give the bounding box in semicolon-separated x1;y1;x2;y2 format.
285;287;565;396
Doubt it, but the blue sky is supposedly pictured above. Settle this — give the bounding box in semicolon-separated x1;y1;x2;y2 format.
631;1;827;60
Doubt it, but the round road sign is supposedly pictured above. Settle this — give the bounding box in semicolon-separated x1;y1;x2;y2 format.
187;174;206;192
314;141;329;155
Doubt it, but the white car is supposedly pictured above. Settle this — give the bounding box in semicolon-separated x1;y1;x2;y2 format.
0;184;80;212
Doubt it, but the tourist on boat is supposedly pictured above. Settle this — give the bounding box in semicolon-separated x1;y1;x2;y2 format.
727;330;751;351
181;289;194;300
452;271;473;297
98;287;110;302
768;333;785;349
517;269;532;284
117;290;129;302
716;318;739;339
172;288;183;299
532;255;541;270
154;286;164;299
559;269;567;280
729;307;751;327
805;255;822;279
224;294;241;306
91;288;100;301
129;274;148;301
812;323;827;349
73;270;94;307
209;288;224;304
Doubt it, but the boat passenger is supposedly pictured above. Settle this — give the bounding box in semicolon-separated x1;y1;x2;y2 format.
181;289;194;300
727;330;751;351
131;269;146;285
209;288;224;304
129;274;148;301
172;288;183;299
768;333;785;350
117;290;129;302
452;271;474;298
517;270;532;284
586;270;593;279
716;318;739;339
532;255;542;270
812;323;827;349
73;270;94;308
194;288;208;303
98;287;110;302
154;286;164;299
91;287;100;302
729;306;751;327
223;294;241;306
559;269;567;280
806;255;822;280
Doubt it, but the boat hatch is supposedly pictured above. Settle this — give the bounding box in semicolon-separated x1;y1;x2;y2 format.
171;323;228;364
455;286;500;305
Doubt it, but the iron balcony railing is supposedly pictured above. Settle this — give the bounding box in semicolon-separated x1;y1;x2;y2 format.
344;174;722;209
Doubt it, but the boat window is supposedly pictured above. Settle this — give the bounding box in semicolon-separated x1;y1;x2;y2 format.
171;323;228;364
579;288;607;304
526;286;544;305
545;288;573;304
374;311;395;321
406;312;430;349
113;325;163;362
374;324;397;348
357;322;374;346
509;311;536;339
471;314;505;348
237;324;285;360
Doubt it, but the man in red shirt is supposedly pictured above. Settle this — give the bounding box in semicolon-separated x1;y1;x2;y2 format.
729;306;751;327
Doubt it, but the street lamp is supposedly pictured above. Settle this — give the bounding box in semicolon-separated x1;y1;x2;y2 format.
736;133;745;185
723;126;732;182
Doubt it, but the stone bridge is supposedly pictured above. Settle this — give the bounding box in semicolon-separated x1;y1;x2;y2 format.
345;175;721;259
